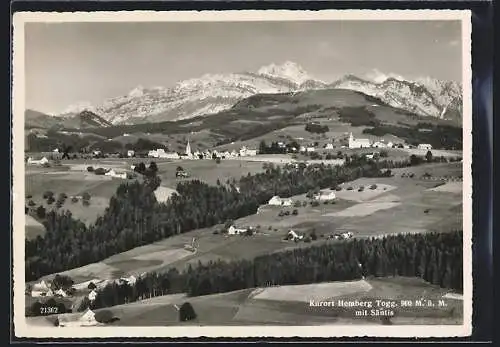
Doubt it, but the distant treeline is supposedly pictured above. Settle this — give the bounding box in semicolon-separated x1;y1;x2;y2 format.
363;124;462;150
27;132;168;155
81;230;462;311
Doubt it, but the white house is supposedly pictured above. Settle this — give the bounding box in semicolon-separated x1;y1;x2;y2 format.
365;152;379;160
348;133;371;149
324;143;334;150
287;230;304;241
299;146;306;153
33;280;50;291
418;144;433;150
239;146;257;157
315;191;336;201
227;225;248;235
88;290;98;301
334;232;353;240
387;142;394;148
27;157;49;166
55;289;68;297
306;147;316;153
127;150;135;157
117;275;137;285
372;141;387;148
268;196;292;206
104;169;127;179
57;308;98;327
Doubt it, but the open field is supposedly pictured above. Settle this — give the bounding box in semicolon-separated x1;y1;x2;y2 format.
26;276;462;326
251;279;373;302
25;215;46;240
32;162;463;298
155;159;266;186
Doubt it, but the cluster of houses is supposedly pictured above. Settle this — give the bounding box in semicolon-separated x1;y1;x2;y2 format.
148;141;258;161
30;280;71;298
29;275;139;301
347;132;433;150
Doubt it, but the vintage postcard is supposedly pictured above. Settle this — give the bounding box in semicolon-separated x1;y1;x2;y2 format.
12;10;472;338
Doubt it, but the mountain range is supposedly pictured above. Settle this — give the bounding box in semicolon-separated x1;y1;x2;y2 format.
26;61;463;128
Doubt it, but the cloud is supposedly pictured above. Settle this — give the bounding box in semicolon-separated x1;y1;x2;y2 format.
363;69;407;84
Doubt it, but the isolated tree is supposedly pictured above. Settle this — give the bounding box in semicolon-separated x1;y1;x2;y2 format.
43;191;54;199
425;150;433;163
82;192;91;201
52;274;74;290
179;302;197;322
87;166;94;172
36;205;46;219
95;309;114;323
310;231;318;241
149;161;158;174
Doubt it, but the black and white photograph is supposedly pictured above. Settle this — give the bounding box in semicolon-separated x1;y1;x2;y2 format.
12;10;472;338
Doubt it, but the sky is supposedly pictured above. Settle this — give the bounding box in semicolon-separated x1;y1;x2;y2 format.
24;20;463;114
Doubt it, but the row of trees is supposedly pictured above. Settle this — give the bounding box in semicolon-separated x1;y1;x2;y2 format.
82;230;462;311
305;123;330;134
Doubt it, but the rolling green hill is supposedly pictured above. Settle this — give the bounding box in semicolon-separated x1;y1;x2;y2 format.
25;89;462;153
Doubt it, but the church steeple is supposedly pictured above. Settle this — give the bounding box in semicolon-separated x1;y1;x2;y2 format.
185;139;192;156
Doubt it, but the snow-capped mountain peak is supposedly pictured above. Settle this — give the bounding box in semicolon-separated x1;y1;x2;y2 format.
257;61;319;85
55;63;462;126
362;69;408;84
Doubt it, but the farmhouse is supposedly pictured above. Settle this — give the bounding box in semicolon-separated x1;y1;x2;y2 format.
88;289;98;301
55;289;68;297
27;156;49;166
348;133;371;149
57;308;98;327
323;143;334;150
287;230;304;241
306;147;316;153
148;149;180;159
104;169;127;179
268;196;293;206
117;275;137;285
372;141;387;148
333;232;353;240
418;144;433;150
240;146;258;157
33;280;51;291
127;150;135;157
227;225;248;235
315;191;336;201
299;146;306;153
